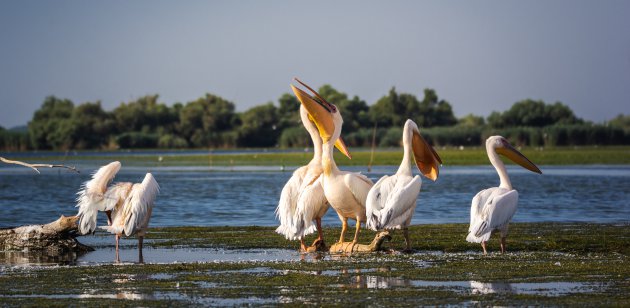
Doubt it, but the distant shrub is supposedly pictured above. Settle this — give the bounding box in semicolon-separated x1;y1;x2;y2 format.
158;134;189;148
278;126;309;148
379;127;403;147
116;132;159;148
424;126;483;146
0;129;30;151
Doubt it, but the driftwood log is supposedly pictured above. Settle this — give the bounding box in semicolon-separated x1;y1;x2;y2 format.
329;231;392;254
0;215;93;254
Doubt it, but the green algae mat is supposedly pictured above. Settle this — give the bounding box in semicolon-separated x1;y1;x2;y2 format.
0;223;628;306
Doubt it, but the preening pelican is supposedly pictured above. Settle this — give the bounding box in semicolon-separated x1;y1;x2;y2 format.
292;78;373;250
366;119;442;250
76;162;159;262
275;105;351;251
76;161;123;234
466;136;542;254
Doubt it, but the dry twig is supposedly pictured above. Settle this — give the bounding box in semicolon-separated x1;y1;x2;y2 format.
0;157;79;174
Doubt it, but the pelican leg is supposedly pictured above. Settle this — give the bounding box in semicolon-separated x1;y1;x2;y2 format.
403;227;411;252
338;217;348;244
299;238;308;252
499;226;508;254
138;236;144;263
309;218;326;251
481;241;488;255
115;234;121;262
350;218;362;252
315;218;324;242
105;210;112;226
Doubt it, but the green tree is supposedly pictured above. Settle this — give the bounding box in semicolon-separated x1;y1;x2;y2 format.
179;93;237;147
318;85;369;134
458;113;485;127
417;89;457;127
608;114;630;133
112;95;178;135
238;103;280;147
28;96;75;149
69;102;115;149
369;87;456;128
369;87;411;127
276;93;301;130
488;99;581;128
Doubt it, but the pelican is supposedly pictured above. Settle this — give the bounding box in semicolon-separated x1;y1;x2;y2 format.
366;119;442;251
275;104;351;252
76;162;159;262
466;136;542;254
292;78;373;250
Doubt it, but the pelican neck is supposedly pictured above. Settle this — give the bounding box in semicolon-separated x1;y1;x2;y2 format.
487;147;513;190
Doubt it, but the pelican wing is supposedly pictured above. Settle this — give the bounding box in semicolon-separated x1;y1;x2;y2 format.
123;173;159;237
275;166;307;239
102;182;133;212
343;172;374;209
76;161;121;234
378;175;422;230
293;175;327;239
366;175;391;230
467;187;518;242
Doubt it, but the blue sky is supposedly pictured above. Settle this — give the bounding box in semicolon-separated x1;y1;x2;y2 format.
1;0;628;128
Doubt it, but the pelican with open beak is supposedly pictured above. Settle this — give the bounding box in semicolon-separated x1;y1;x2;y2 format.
291;78;373;251
275;103;351;252
366;119;442;251
466;136;542;254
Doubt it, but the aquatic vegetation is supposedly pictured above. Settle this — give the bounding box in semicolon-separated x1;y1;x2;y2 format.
0;223;628;306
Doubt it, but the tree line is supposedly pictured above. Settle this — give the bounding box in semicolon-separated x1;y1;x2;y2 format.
1;85;629;151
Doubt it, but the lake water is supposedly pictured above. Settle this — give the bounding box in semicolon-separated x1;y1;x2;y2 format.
0;163;628;228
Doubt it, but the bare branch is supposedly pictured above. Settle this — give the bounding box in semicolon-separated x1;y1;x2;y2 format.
0;157;80;174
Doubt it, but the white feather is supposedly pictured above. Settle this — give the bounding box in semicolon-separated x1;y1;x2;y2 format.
366;174;422;231
378;175;422;230
366;175;390;230
275;166;307;239
343;172;374;209
76;161;121;234
102;173;159;237
466;187;518;243
293;175;327;239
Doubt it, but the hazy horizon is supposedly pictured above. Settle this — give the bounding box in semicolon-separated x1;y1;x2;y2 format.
1;0;629;128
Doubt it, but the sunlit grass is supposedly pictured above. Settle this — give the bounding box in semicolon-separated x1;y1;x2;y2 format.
4;146;629;167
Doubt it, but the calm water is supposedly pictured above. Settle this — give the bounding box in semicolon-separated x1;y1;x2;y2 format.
0;164;628;228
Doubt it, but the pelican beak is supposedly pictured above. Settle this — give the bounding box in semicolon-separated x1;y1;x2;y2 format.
496;142;542;174
334;137;352;159
291;79;352;159
411;129;442;181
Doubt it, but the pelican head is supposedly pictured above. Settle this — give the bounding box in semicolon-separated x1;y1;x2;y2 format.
404;119;442;181
291;78;352;159
487;136;542;174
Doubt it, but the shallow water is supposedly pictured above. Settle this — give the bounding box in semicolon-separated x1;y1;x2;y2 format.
0;234;301;266
347;275;605;296
0;164;628;228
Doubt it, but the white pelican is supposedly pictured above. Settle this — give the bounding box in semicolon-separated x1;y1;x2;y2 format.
76;162;159;262
366;119;442;250
275;104;351;252
292;78;374;250
466;136;542;254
